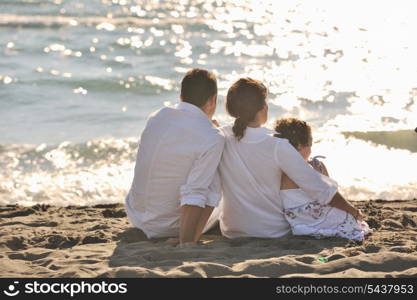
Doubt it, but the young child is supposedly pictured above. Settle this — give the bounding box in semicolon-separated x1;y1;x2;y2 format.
274;118;371;241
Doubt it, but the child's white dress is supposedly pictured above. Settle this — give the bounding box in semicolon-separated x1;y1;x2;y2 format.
281;188;371;241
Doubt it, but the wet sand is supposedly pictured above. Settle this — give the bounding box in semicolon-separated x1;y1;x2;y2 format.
0;199;416;277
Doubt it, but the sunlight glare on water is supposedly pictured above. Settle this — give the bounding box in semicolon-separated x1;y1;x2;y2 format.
0;0;416;205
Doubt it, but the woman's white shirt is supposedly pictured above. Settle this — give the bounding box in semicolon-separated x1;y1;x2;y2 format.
218;125;338;238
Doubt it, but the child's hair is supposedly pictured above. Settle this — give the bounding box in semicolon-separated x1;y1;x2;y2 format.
274;118;312;149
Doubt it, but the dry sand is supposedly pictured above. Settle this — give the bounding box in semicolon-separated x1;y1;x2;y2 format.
1;199;416;278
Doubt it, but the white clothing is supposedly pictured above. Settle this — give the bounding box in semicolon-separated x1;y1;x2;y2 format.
125;102;225;238
281;188;372;241
218;125;338;239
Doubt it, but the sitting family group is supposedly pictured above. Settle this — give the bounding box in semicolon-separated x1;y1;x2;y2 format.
124;68;371;247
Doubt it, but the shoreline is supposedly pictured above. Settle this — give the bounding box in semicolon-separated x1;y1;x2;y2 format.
1;199;416;277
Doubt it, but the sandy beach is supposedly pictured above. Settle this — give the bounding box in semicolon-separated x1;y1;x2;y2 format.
0;199;416;278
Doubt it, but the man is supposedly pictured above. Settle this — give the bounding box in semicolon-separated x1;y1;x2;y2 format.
125;68;224;246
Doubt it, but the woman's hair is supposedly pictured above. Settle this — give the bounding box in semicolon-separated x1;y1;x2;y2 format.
226;78;267;141
274;118;312;149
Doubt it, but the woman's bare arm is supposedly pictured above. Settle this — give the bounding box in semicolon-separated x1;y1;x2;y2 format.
328;192;363;221
280;173;299;190
281;160;328;190
310;162;362;220
302;161;363;220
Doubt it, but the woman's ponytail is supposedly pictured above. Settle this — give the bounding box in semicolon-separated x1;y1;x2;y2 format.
232;117;249;141
226;78;267;141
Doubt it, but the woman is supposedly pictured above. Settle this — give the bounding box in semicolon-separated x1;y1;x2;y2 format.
217;78;363;238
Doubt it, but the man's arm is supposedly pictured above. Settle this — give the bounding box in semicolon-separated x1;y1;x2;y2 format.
191;168;222;241
176;205;214;247
194;205;214;242
180;205;205;245
179;138;224;245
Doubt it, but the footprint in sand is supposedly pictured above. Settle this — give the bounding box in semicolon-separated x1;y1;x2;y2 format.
0;221;58;227
102;209;126;218
8;251;52;261
81;235;109;245
327;254;346;262
382;220;403;229
294;256;316;264
401;214;416;227
5;236;27;250
30;235;80;249
388;246;414;253
0;208;36;218
88;224;110;231
363;245;381;253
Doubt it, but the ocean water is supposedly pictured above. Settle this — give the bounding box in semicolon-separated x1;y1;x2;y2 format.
1;0;416;206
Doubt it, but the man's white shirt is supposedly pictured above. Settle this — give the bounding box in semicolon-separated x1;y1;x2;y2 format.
125;102;225;238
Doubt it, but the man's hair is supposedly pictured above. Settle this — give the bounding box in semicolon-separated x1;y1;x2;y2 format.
274;118;312;149
181;68;217;107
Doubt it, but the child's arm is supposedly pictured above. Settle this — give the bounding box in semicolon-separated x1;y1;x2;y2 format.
319;162;329;176
309;157;329;176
